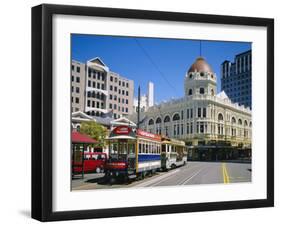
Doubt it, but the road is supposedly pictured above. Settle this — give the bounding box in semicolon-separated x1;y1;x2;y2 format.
71;161;252;190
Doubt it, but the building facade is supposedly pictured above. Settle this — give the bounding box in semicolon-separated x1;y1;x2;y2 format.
71;60;86;112
71;57;134;119
107;71;134;119
133;57;252;161
221;50;252;108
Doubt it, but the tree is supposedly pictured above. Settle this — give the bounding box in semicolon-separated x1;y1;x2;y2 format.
80;121;107;147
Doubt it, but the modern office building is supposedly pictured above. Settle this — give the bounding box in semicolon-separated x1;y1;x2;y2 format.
71;57;134;119
221;50;252;108
71;60;86;112
133;81;155;113
130;57;252;160
107;70;134;119
147;81;154;107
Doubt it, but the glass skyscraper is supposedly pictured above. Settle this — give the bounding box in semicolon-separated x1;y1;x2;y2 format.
221;50;252;109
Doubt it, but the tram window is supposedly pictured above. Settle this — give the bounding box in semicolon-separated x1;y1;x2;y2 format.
128;144;134;154
139;143;142;153
146;144;148;153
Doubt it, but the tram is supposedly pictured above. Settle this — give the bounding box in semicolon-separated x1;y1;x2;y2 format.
161;137;187;170
105;125;162;181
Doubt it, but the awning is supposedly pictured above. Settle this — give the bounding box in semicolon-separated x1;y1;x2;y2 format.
71;131;98;144
107;135;136;140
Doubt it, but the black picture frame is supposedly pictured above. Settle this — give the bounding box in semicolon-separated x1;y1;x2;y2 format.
31;4;274;222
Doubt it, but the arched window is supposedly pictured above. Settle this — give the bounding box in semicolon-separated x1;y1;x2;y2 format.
199;87;205;94
188;89;193;96
164;115;170;123
249;121;252;127
217;113;224;135
231;117;236;124
148;119;154;125
238;119;242;125
173;113;180;121
244;120;248;126
189;74;193;79
211;89;214;96
156;117;162;124
218;113;223;121
200;72;204;77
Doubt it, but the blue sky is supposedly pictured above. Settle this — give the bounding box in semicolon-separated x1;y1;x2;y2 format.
72;34;251;104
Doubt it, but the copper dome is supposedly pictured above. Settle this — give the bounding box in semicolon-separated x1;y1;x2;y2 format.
188;57;213;73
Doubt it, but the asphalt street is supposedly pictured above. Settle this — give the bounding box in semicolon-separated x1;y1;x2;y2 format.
71;161;252;190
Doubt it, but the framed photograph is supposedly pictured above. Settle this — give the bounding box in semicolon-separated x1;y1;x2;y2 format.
32;4;274;221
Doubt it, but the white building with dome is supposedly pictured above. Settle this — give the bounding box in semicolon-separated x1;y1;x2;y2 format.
131;57;252;161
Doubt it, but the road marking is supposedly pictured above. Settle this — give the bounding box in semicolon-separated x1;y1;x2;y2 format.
178;168;206;185
222;163;230;184
133;169;180;187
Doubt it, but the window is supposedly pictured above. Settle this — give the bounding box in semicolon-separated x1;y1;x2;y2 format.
96;102;100;108
172;114;180;121
93;82;96;88
71;65;74;71
76;77;80;83
126;91;129;96
190;109;193;118
114;104;117;110
71;76;74;82
115;77;117;83
71;97;73;103
92;101;95;108
76;87;79;93
126;99;128;104
87;100;90;107
203;108;206;118
198;108;201;118
199;87;205;94
109;94;112;100
110;85;113;91
101;84;104;90
92;92;95;98
122;90;125;95
148;119;154;125
88;81;91;87
126;108;128;113
114;86;117;92
122;81;125;87
187;109;189;119
76;67;80;73
110;76;113;82
71;86;74;92
164;115;170;123
114;95;117;101
75;97;79;103
97;83;100;89
156;117;161;124
188;89;192;96
109;103;112;109
126;83;129;88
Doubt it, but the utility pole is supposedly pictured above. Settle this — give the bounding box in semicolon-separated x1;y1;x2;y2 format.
137;85;140;129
